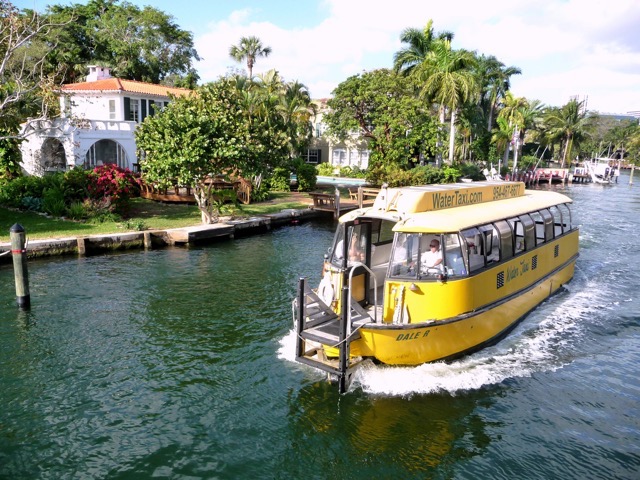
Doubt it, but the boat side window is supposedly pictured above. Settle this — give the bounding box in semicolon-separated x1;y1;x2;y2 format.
478;224;495;260
558;203;572;231
443;233;466;277
330;223;368;267
371;219;395;246
461;227;484;272
347;224;367;264
494;220;513;261
530;211;546;245
389;232;419;278
330;225;347;267
538;208;554;242
549;205;564;236
519;214;536;250
507;217;525;254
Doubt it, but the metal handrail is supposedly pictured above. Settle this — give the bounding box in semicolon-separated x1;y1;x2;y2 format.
347;262;378;335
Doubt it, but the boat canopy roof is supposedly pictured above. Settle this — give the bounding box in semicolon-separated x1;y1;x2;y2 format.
395;189;573;233
371;181;527;215
337;181;573;233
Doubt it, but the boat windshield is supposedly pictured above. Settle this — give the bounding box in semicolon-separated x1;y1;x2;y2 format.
389;232;466;279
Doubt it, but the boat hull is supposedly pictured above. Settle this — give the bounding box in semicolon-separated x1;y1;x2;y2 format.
341;257;576;365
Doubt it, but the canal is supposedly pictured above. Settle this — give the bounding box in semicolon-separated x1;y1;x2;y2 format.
1;177;639;479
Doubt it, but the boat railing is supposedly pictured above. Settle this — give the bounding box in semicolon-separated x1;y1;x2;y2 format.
347;262;378;333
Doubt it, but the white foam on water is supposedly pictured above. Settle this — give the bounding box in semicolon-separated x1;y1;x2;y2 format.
279;278;614;396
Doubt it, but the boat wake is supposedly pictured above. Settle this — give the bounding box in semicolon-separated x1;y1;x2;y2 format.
278;278;614;396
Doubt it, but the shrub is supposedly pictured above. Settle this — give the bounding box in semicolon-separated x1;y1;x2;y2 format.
268;167;291;192
87;164;141;212
250;181;271;202
83;197;120;223
42;187;67;217
294;160;317;192
21;196;44;211
458;162;486;181
0;175;48;207
339;166;367;178
518;155;538;171
66;201;89;220
63;168;91;203
120;219;147;231
315;162;335;176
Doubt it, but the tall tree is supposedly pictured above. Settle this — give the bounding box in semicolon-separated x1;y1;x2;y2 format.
279;80;315;157
1;1;68;130
136;78;290;223
417;39;478;165
229;36;272;79
325;68;437;178
43;0;200;84
393;19;453;76
544;99;593;167
474;54;521;131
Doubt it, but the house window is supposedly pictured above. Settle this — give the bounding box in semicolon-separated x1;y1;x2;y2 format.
129;99;140;123
109;100;116;120
84;140;129;169
332;149;347;166
303;149;321;164
348;150;369;169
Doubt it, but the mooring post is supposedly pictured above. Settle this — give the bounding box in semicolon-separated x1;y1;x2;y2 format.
295;277;306;360
630;166;635;186
334;187;341;220
338;285;349;394
10;224;30;310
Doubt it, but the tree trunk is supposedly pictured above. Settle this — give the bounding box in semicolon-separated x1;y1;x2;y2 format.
448;110;456;165
193;181;220;224
435;106;446;167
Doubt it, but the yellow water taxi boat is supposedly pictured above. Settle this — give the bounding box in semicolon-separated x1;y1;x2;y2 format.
293;181;579;392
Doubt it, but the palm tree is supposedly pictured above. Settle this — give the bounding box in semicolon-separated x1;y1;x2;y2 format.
279;80;315;157
475;55;521;131
418;39;477;164
492;117;513;169
393;19;453;75
394;20;456;166
229;36;272;79
544;99;593;167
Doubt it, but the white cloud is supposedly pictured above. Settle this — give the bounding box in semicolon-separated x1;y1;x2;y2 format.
193;0;640;113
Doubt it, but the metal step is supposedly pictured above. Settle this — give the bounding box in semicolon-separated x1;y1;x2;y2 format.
301;318;341;345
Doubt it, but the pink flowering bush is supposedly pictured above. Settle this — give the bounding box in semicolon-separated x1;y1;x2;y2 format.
87;164;141;212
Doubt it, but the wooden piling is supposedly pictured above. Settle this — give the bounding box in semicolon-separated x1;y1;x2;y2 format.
10;224;30;310
630;166;635;186
77;237;86;255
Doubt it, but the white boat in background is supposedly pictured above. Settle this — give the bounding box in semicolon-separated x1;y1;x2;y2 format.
573;158;620;184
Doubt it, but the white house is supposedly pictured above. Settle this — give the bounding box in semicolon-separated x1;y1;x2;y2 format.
19;66;191;175
304;98;370;170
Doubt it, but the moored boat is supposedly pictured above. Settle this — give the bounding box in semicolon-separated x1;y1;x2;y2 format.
293;181;579;392
572;158;620;184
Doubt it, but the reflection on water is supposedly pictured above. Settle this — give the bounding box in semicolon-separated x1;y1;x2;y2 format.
282;380;492;476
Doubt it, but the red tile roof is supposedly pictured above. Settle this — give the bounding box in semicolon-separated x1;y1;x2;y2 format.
61;78;192;98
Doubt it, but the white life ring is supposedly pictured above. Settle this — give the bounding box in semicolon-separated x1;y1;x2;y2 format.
318;274;334;306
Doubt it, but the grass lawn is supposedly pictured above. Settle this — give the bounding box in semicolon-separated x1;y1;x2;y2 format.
0;192;311;242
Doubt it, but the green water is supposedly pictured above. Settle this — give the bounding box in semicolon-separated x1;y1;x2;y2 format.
1;180;639;479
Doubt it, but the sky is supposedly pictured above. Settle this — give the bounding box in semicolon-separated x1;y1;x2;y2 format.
16;0;640;115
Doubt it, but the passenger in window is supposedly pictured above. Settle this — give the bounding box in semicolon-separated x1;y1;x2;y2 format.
349;234;365;262
421;239;443;273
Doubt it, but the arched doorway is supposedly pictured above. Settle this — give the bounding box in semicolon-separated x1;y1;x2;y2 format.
40;138;67;172
84;139;129;169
